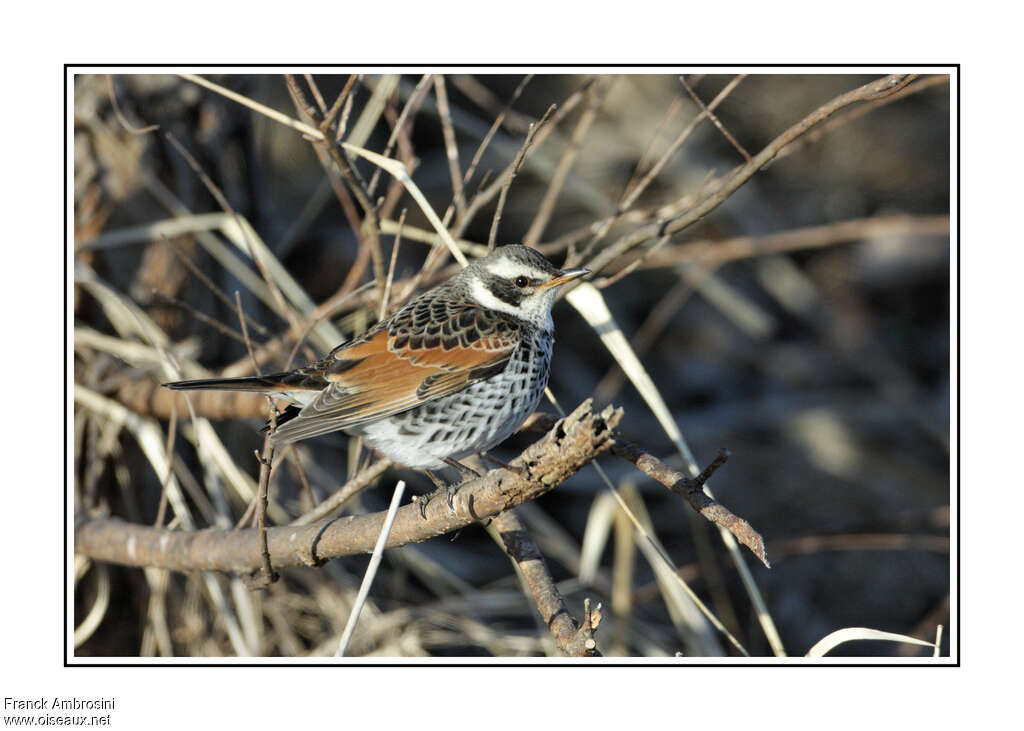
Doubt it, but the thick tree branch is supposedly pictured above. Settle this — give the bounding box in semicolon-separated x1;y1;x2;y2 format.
521;411;769;567
75;400;621;575
611;440;769;567
491;509;601;657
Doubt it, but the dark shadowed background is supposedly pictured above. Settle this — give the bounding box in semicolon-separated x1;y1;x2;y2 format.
73;72;950;658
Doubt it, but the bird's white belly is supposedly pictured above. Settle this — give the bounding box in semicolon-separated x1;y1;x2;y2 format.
349;333;552;470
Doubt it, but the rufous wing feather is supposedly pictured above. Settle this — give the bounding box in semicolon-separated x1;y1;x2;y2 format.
269;306;519;446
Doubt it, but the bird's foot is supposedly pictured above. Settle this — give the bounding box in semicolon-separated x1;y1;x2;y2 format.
414;485;461;518
442;458;481;512
418;460;481;518
414;491;432;519
418;471;449;519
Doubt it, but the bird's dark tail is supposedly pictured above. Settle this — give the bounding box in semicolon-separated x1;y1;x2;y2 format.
164;372;329;439
163;375;294;393
164;367;331;394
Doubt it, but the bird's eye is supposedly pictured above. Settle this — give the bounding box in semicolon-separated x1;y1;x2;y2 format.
514;276;529;288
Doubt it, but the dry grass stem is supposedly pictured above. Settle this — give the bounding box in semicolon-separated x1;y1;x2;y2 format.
336;481;407;657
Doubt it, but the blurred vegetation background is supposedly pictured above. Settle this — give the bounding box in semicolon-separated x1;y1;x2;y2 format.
73;72;950;658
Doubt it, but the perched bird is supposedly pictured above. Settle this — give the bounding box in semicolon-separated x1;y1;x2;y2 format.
165;245;588;499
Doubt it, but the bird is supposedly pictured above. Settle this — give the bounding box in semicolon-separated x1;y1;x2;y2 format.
164;245;588;507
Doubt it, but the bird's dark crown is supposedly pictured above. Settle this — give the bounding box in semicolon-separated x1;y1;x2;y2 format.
464;245;560;279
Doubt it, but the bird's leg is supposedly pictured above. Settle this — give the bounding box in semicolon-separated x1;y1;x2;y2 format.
480;451;526;475
442;457;481;511
444;457;481;478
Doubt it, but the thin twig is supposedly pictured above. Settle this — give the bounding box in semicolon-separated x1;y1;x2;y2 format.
379;209;405;320
367;74;431;199
571;76;746;268
163;132;303;335
335;79;359;143
488;105;556;251
462;74;533;189
106;75;159;135
619;75;746;213
611;440;768;567
285;74;385;297
582;74;916;277
303;74;329;117
523;77;610;247
433;75;466;217
678;75;751;162
247;435;279;588
454;79;595;240
161;236;269;336
324;74;360;134
234;291;277;588
153;405;178;527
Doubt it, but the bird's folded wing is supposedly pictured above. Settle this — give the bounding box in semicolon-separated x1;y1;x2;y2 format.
269;308;519;445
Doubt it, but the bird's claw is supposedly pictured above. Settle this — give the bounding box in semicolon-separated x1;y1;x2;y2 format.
415;485;460;518
420;461;481;518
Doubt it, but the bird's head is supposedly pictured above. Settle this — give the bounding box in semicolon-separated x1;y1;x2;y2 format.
459;245;589;330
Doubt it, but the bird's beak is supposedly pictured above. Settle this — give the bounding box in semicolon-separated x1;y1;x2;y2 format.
536;267;591;290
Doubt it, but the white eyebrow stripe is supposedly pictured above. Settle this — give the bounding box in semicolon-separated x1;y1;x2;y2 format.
485;258;549;281
468;279;522;317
